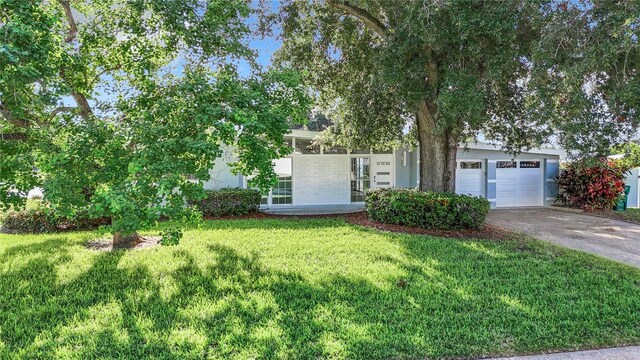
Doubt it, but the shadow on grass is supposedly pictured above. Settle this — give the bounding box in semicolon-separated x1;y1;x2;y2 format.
0;219;639;359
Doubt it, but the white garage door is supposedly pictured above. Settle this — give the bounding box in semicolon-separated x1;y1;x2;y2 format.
456;161;484;197
496;160;543;207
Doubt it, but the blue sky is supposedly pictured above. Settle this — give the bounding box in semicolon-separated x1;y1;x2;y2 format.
240;35;280;76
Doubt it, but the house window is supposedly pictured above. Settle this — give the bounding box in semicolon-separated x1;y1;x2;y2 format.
373;148;393;154
323;146;347;154
350;148;370;154
294;138;320;154
271;176;292;205
497;161;517;168
351;157;370;202
520;161;540;168
460;161;482;169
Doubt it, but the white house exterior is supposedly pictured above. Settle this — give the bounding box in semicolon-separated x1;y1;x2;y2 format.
206;130;564;209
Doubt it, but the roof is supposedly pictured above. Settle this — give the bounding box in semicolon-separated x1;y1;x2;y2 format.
286;130;566;157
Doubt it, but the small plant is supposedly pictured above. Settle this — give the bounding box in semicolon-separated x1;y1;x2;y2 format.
556;159;628;211
159;228;182;246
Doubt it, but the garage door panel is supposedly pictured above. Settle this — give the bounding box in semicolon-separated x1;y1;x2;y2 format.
496;162;542;207
455;167;484;197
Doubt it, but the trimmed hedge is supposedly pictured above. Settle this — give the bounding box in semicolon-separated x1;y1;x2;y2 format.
0;202;109;234
192;188;261;217
365;188;490;230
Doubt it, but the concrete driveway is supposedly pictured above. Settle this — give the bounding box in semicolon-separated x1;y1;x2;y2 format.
487;208;640;268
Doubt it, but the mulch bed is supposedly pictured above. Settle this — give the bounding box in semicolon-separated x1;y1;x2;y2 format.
204;211;514;241
87;236;162;251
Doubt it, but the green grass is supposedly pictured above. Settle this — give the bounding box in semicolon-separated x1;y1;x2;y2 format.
1;218;639;359
605;208;640;224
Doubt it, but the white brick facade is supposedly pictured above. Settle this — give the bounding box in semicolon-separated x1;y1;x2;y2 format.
293;155;350;205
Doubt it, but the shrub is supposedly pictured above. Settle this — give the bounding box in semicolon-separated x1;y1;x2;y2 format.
0;200;109;234
159;228;182;246
556;159;628;211
0;207;59;234
365;188;490;230
191;188;261;217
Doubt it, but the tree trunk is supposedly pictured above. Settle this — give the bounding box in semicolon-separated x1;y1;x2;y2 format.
416;99;457;192
112;231;143;248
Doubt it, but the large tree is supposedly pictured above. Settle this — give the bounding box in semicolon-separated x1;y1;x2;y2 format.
1;0;309;245
264;0;639;191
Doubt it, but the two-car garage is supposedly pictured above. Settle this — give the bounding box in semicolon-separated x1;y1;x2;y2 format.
455;159;545;208
454;144;562;208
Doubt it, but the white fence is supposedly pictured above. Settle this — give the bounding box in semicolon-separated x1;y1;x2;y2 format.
625;167;640;208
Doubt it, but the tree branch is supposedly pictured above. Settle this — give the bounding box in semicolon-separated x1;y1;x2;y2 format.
59;68;93;118
89;66;121;87
0;133;27;141
50;106;77;119
72;92;92;118
326;0;388;39
58;0;78;43
0;103;29;127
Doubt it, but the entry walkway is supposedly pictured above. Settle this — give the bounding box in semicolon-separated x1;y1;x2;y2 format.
489;345;640;359
488;208;640;268
262;204;365;215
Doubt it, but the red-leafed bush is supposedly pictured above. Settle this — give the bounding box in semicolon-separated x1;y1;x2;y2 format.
556;159;628;211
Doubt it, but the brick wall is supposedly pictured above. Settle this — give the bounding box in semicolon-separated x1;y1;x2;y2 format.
293;156;350;205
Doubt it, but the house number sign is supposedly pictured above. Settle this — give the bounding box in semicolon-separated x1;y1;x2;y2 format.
377;161;391;165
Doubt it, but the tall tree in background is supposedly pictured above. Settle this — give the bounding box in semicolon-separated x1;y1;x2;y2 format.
264;0;639;191
0;0;309;245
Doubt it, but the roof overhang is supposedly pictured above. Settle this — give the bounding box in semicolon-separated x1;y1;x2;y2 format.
285;130;566;157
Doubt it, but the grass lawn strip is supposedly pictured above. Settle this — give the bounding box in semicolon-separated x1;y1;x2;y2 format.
1;217;639;359
595;208;640;225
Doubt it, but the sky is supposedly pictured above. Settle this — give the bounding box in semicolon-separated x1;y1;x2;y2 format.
240;35;281;76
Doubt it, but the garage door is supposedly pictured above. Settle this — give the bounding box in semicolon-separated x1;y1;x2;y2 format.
496;160;543;207
456;161;484;197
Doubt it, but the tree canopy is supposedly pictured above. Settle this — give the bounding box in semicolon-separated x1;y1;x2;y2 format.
1;0;310;243
612;141;640;169
263;0;639;191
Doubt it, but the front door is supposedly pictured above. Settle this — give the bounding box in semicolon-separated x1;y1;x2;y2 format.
350;157;370;202
371;154;394;189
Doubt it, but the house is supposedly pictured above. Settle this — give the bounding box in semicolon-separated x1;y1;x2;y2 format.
205;130;564;209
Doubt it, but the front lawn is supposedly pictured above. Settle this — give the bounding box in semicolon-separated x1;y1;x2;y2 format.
1;218;639;359
601;208;640;225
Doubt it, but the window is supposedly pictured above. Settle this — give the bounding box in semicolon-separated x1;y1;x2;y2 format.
373;148;393;154
350;148;370;154
294;138;319;154
323;146;347;154
260;158;292;206
271;176;292;205
497;161;517;168
351;157;370;202
460;161;482;169
520;161;540;168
